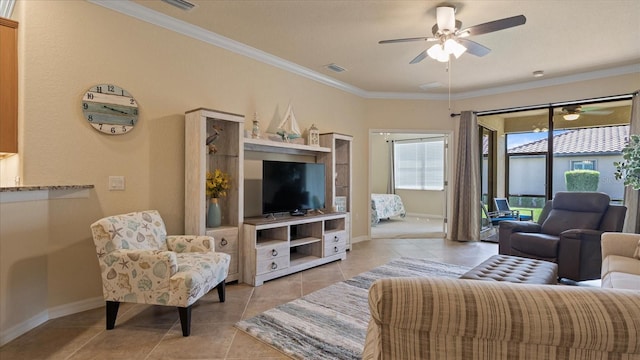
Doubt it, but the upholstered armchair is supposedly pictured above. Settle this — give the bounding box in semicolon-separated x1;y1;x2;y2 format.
90;210;230;336
498;192;626;282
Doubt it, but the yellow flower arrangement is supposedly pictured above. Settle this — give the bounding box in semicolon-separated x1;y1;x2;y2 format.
206;169;231;198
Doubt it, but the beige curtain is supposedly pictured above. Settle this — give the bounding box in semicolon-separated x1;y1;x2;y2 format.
450;111;480;241
387;140;395;194
623;91;640;233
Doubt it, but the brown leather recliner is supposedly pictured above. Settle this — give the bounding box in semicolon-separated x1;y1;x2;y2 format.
498;192;626;282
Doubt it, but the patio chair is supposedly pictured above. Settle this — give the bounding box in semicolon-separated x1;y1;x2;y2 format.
481;203;518;242
494;197;533;221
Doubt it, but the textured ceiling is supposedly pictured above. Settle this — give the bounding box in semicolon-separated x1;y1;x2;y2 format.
132;0;640;95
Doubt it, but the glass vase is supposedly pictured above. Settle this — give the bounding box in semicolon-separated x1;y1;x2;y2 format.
207;198;222;228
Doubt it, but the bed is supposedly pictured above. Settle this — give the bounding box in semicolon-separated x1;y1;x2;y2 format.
371;193;406;225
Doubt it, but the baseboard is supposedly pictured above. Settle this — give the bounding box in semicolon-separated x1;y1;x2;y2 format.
405;213;444;219
0;296;103;347
0;310;48;347
351;235;368;244
48;296;104;319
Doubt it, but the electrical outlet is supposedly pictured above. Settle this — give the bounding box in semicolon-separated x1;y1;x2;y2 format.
108;176;125;191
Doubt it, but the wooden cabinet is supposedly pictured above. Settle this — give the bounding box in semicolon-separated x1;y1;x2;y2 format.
243;213;348;286
0;17;18;156
206;226;240;282
319;133;353;249
184;108;244;282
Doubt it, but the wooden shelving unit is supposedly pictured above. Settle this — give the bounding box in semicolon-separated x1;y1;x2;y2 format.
318;133;353;249
184;108;244;282
243;213;348;286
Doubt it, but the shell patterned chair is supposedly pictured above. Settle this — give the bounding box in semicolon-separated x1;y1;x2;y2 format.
90;210;230;336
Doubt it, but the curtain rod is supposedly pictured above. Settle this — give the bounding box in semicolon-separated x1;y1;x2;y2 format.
473;92;636;117
449;90;637;118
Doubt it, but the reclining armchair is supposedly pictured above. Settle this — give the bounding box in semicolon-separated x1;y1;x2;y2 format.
498;192;626;282
90;210;230;336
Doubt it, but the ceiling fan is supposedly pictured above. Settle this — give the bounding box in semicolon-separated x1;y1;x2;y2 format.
559;105;613;121
379;5;526;64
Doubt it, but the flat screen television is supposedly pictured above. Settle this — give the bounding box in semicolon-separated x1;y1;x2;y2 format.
262;160;325;215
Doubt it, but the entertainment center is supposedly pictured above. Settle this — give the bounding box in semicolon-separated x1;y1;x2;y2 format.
184;108;352;286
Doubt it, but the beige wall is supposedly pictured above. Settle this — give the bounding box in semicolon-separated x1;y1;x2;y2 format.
0;0;637;345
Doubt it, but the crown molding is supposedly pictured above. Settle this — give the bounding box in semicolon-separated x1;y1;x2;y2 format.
87;0;640;101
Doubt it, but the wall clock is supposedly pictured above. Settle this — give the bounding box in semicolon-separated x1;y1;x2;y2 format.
82;84;138;135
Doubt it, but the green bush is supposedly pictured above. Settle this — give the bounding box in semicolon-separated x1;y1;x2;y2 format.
565;170;599;191
614;134;640;190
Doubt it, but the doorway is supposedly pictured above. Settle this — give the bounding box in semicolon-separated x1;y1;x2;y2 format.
369;130;450;239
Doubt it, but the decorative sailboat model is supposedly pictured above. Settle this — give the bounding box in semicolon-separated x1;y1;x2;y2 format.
277;103;301;142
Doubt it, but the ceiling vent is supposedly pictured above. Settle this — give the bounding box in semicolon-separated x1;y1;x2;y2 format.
325;63;347;73
161;0;197;11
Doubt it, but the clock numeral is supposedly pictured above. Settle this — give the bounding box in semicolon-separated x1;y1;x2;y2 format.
130;99;135;105
83;103;88;110
96;86;103;93
108;85;115;92
130;119;134;126
99;124;103;130
133;109;138;115
87;93;94;100
110;127;116;134
122;126;127;133
88;115;94;121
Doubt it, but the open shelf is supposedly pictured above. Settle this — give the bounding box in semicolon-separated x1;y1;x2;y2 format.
244;137;331;154
290;237;321;248
290;254;321;267
256;239;286;248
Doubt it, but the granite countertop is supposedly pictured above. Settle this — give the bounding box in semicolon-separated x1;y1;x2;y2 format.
0;185;94;192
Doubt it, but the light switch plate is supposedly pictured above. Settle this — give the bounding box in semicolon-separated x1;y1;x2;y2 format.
108;176;125;191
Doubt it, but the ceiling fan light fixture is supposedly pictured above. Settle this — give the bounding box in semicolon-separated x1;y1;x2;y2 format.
436;6;456;32
427;44;449;62
563;113;580;121
444;38;467;58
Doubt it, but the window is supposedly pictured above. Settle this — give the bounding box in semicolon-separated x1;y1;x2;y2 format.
571;160;596;170
393;138;444;190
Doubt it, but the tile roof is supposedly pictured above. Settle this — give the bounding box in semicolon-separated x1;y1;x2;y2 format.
508;125;629;154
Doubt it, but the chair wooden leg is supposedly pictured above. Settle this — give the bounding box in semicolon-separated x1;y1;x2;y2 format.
216;280;226;303
106;301;120;330
178;306;192;337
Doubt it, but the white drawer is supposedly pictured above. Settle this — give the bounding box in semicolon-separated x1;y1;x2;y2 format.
206;228;239;253
324;231;347;246
256;242;289;260
324;243;347;256
324;231;347;256
256;255;289;275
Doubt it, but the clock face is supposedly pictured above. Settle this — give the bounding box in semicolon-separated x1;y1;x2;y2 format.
82;84;138;135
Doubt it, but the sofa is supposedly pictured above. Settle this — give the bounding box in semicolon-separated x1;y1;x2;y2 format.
601;232;640;290
363;277;640;359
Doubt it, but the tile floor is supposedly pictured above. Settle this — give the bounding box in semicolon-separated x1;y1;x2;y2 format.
0;238;498;360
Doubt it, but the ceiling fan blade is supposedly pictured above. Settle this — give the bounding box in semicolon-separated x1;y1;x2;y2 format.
379;37;435;44
457;38;491;57
409;50;428;64
459;15;526;37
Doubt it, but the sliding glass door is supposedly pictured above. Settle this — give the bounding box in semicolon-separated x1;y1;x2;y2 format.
478;96;632;225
